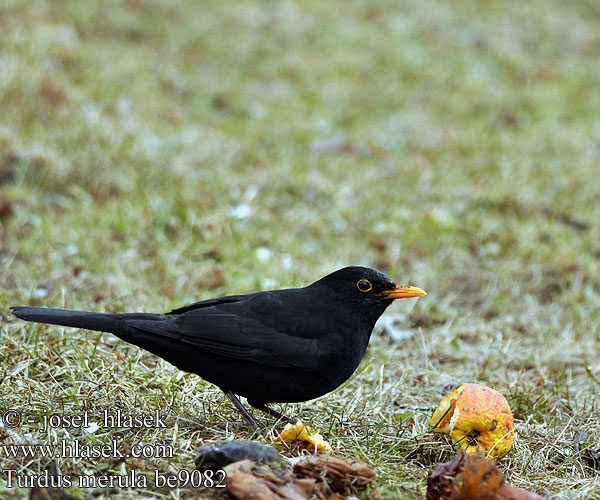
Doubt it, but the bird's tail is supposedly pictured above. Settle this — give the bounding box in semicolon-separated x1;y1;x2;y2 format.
10;306;164;338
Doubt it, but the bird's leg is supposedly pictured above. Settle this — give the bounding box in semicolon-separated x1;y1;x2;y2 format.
224;391;260;431
250;402;292;423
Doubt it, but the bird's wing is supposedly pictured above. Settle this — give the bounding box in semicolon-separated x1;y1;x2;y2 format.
165;294;248;315
128;305;321;369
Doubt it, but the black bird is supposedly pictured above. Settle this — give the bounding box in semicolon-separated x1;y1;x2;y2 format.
11;266;426;429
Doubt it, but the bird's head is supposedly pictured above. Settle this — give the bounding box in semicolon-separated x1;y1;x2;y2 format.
312;266;427;324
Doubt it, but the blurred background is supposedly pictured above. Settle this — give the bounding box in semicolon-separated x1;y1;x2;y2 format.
1;1;599;305
1;1;599;498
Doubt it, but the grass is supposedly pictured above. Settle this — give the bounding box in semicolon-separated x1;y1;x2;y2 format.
1;0;600;498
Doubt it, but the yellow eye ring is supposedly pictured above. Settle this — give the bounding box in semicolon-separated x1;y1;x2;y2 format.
357;279;372;292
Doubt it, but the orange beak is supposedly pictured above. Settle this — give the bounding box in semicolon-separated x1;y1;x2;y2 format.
379;285;427;299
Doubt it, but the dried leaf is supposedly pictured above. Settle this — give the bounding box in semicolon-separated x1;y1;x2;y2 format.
224;459;326;500
427;451;548;500
293;455;376;493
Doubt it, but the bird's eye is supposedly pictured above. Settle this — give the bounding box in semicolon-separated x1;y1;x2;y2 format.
356;279;373;292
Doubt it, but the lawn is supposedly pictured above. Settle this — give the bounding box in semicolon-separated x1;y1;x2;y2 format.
1;0;599;498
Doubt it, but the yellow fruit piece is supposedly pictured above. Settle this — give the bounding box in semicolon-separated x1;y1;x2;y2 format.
430;383;514;459
274;420;332;453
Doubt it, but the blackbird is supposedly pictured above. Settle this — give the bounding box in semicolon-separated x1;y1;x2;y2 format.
11;266;426;429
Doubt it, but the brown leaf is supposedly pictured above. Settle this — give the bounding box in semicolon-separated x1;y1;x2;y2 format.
224;459;326;500
459;453;506;500
223;454;376;500
293;455;376;493
39;76;67;106
0;201;14;218
427;451;548;500
426;452;465;500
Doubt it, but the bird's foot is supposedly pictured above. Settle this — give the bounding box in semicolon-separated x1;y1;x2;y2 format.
224;392;296;432
223;391;261;431
252;403;292;423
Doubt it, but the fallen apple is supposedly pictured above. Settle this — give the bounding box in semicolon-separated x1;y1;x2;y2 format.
430;383;514;458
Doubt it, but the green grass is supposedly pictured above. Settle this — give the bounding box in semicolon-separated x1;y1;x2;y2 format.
1;0;600;498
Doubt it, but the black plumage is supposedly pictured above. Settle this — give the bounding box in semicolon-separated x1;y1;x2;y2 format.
11;266;426;429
